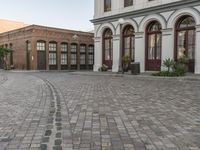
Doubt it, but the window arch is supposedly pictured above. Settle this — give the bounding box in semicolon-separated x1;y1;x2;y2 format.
103;28;113;69
175;15;196;72
146;21;162;71
123;25;135;62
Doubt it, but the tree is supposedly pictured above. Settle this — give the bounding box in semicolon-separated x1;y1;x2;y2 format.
0;47;12;70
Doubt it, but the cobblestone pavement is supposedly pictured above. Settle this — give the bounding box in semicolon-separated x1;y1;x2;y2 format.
0;72;200;150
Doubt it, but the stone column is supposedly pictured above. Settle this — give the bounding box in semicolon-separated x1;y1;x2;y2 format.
135;32;145;73
93;37;102;72
195;26;200;74
161;29;173;71
112;35;120;72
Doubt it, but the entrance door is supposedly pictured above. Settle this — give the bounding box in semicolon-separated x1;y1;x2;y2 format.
146;21;162;71
103;28;113;69
37;51;46;70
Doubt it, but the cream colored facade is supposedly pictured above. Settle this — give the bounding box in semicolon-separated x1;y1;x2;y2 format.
92;0;200;74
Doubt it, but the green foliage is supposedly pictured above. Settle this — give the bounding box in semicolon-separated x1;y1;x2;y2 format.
98;64;108;72
153;56;189;77
122;55;130;72
163;58;175;72
122;55;130;65
0;47;12;70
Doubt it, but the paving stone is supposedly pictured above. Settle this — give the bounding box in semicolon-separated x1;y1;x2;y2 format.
1;72;200;150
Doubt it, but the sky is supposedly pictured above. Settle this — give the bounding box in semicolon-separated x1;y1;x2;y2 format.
0;0;94;31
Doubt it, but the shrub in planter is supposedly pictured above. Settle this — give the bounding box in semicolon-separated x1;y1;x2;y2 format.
153;56;189;77
122;55;130;72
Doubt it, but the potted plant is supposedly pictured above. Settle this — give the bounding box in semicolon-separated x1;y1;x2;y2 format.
98;64;108;72
122;55;130;72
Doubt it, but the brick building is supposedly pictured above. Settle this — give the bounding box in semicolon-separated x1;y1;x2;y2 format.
0;25;94;70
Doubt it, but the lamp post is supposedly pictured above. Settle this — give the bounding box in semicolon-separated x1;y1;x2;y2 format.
118;18;124;73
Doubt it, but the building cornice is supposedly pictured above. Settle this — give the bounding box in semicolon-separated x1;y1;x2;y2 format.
91;0;200;24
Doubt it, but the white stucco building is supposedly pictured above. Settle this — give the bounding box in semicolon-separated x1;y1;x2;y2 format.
91;0;200;74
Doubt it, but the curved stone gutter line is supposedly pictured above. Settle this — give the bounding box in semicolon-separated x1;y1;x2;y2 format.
37;78;68;150
35;75;73;150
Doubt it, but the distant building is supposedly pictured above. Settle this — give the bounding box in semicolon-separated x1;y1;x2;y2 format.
91;0;200;74
0;19;28;33
0;25;94;70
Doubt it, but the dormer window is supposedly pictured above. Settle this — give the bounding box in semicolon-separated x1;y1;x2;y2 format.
124;0;133;7
104;0;111;12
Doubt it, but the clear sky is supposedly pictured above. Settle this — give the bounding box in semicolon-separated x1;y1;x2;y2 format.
0;0;94;31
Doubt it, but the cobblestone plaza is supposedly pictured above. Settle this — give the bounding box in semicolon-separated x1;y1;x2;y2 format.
0;72;200;150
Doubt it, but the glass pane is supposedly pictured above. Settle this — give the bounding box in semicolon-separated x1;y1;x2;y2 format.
177;31;186;46
61;53;67;65
124;0;133;7
188;30;195;59
156;34;161;59
71;54;77;65
88;46;94;53
80;45;86;53
88;54;93;65
131;37;135;61
49;53;56;65
71;45;77;52
61;44;67;52
179;17;195;28
177;31;186;59
148;34;156;60
80;54;86;65
37;42;45;51
105;49;110;60
105;0;111;11
49;43;57;51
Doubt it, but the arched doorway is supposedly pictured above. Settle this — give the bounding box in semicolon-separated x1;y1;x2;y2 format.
123;25;135;63
103;28;113;69
146;21;162;71
175;16;196;72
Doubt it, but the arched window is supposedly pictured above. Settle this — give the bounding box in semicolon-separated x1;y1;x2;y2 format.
49;42;57;70
146;21;162;71
61;43;68;70
103;28;113;69
176;16;196;72
123;25;135;62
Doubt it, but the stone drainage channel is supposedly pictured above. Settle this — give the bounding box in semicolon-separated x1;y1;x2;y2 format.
40;80;63;150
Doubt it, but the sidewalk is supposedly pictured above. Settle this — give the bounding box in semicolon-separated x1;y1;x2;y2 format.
69;71;200;81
